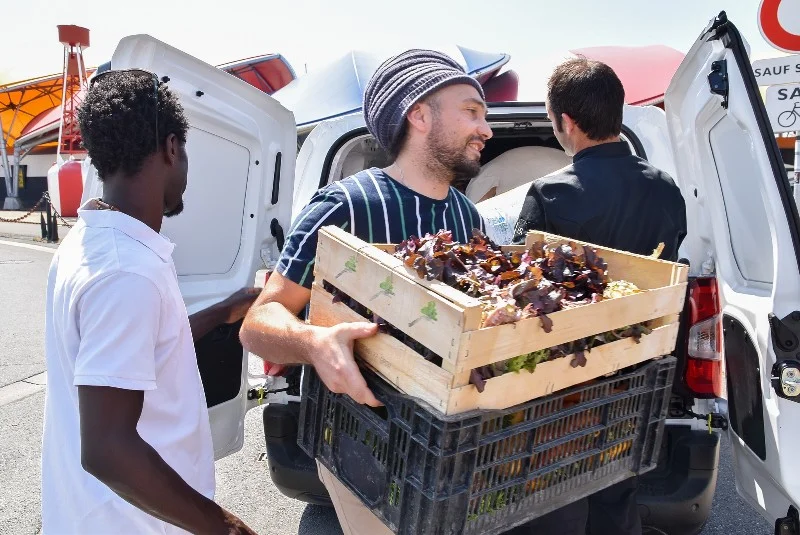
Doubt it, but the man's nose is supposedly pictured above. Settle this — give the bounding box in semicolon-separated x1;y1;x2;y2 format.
478;117;493;140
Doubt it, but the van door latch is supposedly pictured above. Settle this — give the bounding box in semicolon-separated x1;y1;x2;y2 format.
708;60;729;109
775;505;799;535
770;312;800;353
769;313;800;401
768;311;800;402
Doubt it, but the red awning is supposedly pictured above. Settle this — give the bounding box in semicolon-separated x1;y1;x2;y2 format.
12;54;297;152
0;71;95;153
570;45;685;106
218;54;296;94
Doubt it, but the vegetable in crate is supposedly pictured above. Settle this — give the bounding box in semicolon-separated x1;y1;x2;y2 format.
393;229;619;329
302;230;642;393
391;230;653;391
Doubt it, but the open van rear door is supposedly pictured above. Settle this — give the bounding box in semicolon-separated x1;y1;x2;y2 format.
665;12;800;529
82;34;297;459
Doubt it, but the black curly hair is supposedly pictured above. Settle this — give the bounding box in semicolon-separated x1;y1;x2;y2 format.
78;70;189;181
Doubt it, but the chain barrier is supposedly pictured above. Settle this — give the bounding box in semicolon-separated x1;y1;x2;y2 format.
44;193;74;228
0;194;48;223
0;192;75;228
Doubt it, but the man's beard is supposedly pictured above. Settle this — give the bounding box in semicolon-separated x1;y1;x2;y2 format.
164;199;184;218
426;122;482;184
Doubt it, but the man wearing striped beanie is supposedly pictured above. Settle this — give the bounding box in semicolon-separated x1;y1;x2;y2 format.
240;48;493;534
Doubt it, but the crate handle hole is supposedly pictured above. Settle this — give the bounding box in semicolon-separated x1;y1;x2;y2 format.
368;404;390;421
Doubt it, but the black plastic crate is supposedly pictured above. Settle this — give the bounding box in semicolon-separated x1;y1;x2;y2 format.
298;356;676;535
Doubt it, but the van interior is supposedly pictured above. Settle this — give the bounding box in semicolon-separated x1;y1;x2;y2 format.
326;121;575;204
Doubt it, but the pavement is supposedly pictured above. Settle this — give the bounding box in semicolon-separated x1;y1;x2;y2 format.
0;237;773;535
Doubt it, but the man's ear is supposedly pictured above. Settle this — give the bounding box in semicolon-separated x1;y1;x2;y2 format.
561;113;578;136
406;101;433;136
163;133;179;166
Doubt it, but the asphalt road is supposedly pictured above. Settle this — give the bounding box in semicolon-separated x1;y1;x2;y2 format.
0;237;772;534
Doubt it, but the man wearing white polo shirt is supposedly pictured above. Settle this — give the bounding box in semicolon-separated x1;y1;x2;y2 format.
41;69;257;534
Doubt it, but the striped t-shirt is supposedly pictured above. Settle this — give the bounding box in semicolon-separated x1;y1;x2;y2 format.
277;168;486;289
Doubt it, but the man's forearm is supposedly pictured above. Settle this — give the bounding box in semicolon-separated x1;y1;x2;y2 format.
189;304;228;342
240;302;317;365
82;433;243;535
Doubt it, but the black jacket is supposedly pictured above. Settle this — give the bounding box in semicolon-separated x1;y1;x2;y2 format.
512;141;687;262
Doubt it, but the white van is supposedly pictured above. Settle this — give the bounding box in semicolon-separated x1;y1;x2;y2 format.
82;11;800;534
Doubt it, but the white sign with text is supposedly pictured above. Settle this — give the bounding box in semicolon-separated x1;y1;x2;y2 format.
766;83;800;133
753;55;800;86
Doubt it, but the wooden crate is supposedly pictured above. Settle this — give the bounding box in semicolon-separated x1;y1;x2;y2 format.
309;225;688;415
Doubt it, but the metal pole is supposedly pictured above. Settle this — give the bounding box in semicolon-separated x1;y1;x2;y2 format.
0;114;20;210
56;44;69;166
46;198;53;242
51;209;59;242
795;136;800;184
1;86;26;210
794;135;800;210
10;146;20;200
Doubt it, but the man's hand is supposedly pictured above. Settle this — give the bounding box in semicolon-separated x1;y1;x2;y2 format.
218;287;260;324
308;322;382;407
240;271;382;406
189;288;259;342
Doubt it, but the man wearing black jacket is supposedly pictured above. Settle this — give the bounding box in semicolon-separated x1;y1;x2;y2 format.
509;59;687;534
512;59;686;263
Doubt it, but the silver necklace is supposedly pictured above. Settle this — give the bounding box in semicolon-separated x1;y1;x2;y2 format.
390;163;406;187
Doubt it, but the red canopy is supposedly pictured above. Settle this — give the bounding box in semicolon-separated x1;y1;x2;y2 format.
218;54;296;94
570;45;685;106
13;54;297;151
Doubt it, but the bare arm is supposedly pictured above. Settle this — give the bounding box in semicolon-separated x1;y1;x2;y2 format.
239;271;381;406
239;270;316;364
78;386;255;535
188;304;228;342
189;288;260;342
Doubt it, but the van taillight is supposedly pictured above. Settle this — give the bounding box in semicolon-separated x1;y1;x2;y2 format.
685;277;723;398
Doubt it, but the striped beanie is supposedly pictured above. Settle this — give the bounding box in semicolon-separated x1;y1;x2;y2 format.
363;49;485;152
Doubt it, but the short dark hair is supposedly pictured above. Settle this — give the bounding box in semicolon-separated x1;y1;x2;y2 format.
386;92;441;161
78;71;189;181
547;58;625;140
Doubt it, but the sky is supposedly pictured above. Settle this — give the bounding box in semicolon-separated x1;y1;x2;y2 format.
0;0;792;92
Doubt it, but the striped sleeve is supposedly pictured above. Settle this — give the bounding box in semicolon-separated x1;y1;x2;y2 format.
276;186;350;289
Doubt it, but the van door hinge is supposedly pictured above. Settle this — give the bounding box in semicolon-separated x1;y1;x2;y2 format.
708;60;729;109
769;313;800;402
246;375;300;407
678;408;729;431
776;505;800;535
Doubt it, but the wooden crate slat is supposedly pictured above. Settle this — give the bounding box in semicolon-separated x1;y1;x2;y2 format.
364;249;483;331
315;229;469;364
320;226;484;311
308;283;453;412
524;231;689;290
357;241;480;318
445;321;681;413
454;282;687;373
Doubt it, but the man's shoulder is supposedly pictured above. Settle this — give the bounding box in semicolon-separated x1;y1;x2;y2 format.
314;170;377;201
339;168;394;194
57;226;168;295
529;165;581;196
629;157;683;193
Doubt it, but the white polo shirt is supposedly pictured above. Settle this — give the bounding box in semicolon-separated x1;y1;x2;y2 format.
41;200;216;534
